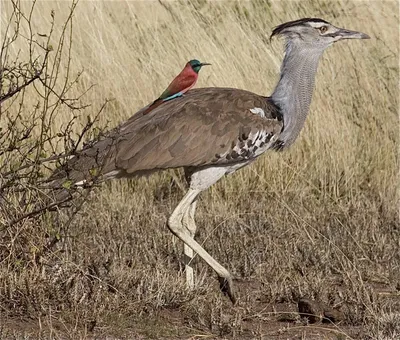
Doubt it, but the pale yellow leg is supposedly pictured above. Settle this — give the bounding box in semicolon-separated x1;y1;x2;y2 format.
167;188;236;304
182;200;197;288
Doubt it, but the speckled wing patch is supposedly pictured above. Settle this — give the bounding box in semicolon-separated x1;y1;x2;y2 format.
211;128;277;164
250;107;266;118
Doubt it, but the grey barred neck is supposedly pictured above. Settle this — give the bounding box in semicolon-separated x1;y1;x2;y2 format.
271;41;325;149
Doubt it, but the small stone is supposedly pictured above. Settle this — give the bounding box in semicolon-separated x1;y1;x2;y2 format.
323;308;344;324
298;298;324;324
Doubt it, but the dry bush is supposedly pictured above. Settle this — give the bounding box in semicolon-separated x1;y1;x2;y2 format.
0;0;109;331
0;0;399;339
0;1;111;216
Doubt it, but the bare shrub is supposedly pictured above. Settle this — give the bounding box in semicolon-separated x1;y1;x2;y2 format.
0;0;109;317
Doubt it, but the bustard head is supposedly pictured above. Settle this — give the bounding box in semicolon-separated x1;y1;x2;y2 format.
271;18;370;49
188;59;211;74
270;18;370;149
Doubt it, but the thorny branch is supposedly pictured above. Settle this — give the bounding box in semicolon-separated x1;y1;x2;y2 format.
0;0;109;257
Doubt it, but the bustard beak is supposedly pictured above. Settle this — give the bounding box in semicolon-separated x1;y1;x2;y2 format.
200;62;212;66
335;27;370;40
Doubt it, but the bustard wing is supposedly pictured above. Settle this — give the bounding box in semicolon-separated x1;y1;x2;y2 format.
112;87;282;174
50;88;282;185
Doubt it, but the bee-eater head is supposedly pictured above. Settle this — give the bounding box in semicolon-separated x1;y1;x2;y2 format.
188;59;211;73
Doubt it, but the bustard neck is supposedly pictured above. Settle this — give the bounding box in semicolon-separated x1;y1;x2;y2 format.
271;42;324;148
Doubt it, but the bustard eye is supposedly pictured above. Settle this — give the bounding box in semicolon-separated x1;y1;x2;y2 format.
319;26;328;33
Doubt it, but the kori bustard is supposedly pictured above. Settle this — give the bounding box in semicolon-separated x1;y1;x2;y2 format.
48;18;370;304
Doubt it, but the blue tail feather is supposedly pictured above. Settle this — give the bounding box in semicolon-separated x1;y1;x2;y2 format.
162;92;183;102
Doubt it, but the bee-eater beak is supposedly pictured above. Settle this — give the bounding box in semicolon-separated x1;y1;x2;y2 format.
200;62;212;66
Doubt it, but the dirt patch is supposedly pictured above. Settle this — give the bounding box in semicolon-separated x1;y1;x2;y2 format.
1;278;398;339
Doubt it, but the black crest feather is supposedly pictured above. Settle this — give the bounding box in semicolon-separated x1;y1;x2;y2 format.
270;18;330;40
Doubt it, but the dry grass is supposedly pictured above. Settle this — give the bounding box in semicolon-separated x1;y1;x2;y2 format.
0;0;399;339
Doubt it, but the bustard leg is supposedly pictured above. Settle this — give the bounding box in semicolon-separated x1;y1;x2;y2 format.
182;200;197;288
168;188;236;304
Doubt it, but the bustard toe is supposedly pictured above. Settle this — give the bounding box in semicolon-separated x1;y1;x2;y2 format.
218;276;237;305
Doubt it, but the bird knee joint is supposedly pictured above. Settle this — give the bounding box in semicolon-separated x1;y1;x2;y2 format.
167;214;184;234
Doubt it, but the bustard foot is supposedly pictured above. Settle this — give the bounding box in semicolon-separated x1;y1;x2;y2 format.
218;276;237;305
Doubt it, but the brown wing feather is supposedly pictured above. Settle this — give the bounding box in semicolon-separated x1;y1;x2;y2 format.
111;88;282;173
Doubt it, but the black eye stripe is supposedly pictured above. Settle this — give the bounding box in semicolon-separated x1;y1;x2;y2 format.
270;18;330;39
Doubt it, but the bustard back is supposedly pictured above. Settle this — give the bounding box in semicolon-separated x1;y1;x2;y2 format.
47;18;370;304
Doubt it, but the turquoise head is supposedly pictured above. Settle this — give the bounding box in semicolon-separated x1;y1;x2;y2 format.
188;59;211;73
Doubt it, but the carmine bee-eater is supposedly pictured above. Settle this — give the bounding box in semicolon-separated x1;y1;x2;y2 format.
142;59;211;115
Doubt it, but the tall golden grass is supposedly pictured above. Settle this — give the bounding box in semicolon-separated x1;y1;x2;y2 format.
1;0;398;338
